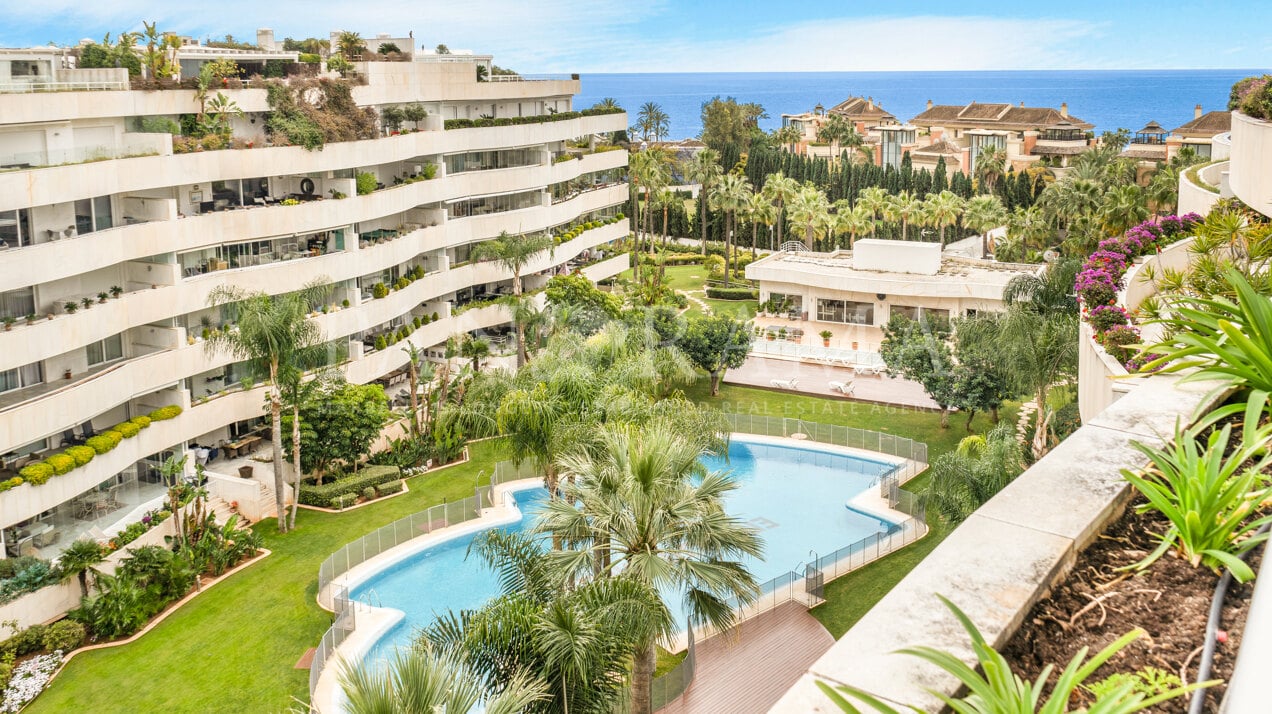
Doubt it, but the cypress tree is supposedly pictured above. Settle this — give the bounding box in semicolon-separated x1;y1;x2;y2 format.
932;156;948;193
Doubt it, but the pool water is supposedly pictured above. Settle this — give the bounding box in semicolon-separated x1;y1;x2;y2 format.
352;437;898;663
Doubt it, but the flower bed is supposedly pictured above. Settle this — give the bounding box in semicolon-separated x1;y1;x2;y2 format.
1074;214;1201;368
2;651;62;712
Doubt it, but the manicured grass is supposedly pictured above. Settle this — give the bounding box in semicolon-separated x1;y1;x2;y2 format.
28;440;509;714
655;647;688;677
33;382;1008;712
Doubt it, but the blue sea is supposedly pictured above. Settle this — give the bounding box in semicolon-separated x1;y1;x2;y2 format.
574;70;1265;140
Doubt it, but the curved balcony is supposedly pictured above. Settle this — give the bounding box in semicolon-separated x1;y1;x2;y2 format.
0;222;628;448
0;188;628;368
0;157;627;291
0;114;627;212
1229;111;1272;219
1177;160;1229;216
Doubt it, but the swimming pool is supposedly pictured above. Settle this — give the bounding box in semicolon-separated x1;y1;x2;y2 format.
349;436;900;664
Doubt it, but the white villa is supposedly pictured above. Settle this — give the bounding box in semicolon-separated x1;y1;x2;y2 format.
0;31;628;560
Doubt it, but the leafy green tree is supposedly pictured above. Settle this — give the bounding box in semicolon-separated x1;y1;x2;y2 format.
539;423;763;714
708;173;753;283
963;194;1008;258
700;96;768;151
335;30;366;59
205;281;329;532
471;231;553;367
339;642;545;714
787;183;831;250
634;102;670;142
283;379;390;484
678;314;753;395
879;314;957;427
924;190;966;246
545;273;622;335
762;172;801;248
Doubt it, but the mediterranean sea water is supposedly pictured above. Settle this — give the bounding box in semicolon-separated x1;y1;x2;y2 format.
574;70;1263;140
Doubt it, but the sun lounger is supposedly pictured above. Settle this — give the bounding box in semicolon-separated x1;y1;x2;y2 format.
828;380;855;396
769;378;798;390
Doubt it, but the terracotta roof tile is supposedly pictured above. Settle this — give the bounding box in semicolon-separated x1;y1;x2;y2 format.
910;102;1093;130
1171;111;1232;137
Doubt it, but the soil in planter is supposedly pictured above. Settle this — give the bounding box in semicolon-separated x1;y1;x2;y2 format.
1002;498;1260;712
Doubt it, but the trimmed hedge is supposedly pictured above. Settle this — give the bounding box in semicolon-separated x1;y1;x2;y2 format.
115;422;141;438
18;464;52;485
0;477;23;492
45;454;76;476
330;493;358;510
705;287;759;300
375;479;405;497
65;446;96;467
86;431;123;455
298;465;403;508
444;106;622;130
148;405;183;421
130;415;152;429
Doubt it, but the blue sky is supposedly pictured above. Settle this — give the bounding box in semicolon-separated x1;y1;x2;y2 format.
3;1;1270;73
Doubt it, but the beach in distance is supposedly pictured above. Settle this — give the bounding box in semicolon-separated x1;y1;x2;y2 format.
575;69;1263;139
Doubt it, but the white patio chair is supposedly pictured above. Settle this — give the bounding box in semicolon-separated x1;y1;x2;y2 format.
769;378;798;390
829;380;855;396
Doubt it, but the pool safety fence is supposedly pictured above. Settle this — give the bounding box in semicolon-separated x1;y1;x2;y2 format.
310;417;928;707
611;626;698;714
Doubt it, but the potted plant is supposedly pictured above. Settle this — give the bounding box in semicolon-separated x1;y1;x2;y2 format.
852;340;859;350
80;297;93;310
820;330;833;347
63;368;72;380
109;285;123;298
64;301;79;314
24;313;36;326
1;317;13;332
238;465;254;479
778;327;787;341
97;292;108;304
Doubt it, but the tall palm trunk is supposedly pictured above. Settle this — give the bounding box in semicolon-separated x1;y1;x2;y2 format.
751;220;758;260
630;182;641;283
776;202;785;247
406;360;420;437
699;190;708;255
901;219;908;241
289;403;301;530
513;272;527;368
661;204;669;281
630;639;656;714
268;361;287;533
723;212;733;288
1032;386;1051;460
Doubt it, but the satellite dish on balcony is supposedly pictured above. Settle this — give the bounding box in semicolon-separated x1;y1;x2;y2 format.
779;241;809;253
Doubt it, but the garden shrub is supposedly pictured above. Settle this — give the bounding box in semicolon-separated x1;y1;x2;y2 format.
85;434;119;454
65;446;96;467
42;621;85;652
331;493;358;510
372;283;389;299
1230;74;1272;120
297;465;403;507
356;171;377;196
705;287;759;300
114;421;141;438
45;454;76;476
148;405;183;421
130;415;152;429
18;463;52;485
375;479;405;496
0;477;22;493
361;486;376;501
0;558;57;605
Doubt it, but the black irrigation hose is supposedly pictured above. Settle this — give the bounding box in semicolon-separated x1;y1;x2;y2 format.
1189;522;1272;714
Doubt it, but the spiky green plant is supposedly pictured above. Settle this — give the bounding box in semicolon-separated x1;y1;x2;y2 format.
815;595;1214;713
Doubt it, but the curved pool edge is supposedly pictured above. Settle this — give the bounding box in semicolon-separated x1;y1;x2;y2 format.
312;604;405;714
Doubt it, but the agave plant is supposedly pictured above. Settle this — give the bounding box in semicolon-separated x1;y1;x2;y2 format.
1121;397;1272;583
815;596;1214;713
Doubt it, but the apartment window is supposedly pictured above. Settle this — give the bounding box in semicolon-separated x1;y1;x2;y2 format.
86;334;124;366
444;148;540;174
0;209;32;248
817;299;874;325
73;196;114;235
446;190;541;219
891;305;950;325
0;287;35;321
0;363;43;394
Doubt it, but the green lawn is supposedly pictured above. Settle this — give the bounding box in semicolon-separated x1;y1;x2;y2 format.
29;440;509;714
617;264;759;318
32;382;1006;712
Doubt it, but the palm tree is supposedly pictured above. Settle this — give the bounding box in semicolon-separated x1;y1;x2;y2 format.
471;231;553;368
57;539;106;597
1002;257;1080;315
771;124;802;151
682;148;723;255
835;202;873;249
1099;183;1149;235
786;184;830;251
974;145;1007;195
339;644;544;714
855;186;890;237
539;423;763;714
745;191;777;259
459;334;491;372
629;149;671;274
206;281;329;532
924;190;965;246
886;191;924;241
761;172;800;248
963;194;1008;259
923;423;1025;524
400;343;424;437
1146;164;1181;215
592;97;621;111
335;30;366;60
635;102;669;142
708;173;752;285
1005;205;1051;260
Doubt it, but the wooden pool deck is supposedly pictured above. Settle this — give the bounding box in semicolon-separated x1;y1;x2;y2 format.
659;602;834;714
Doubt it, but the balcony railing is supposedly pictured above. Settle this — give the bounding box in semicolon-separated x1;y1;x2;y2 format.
0;79;128;93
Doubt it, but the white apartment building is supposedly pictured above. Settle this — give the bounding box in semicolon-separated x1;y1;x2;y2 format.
0;36;629;559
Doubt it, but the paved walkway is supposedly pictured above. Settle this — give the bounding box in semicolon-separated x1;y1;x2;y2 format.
660;602;834;714
726;356;941;409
